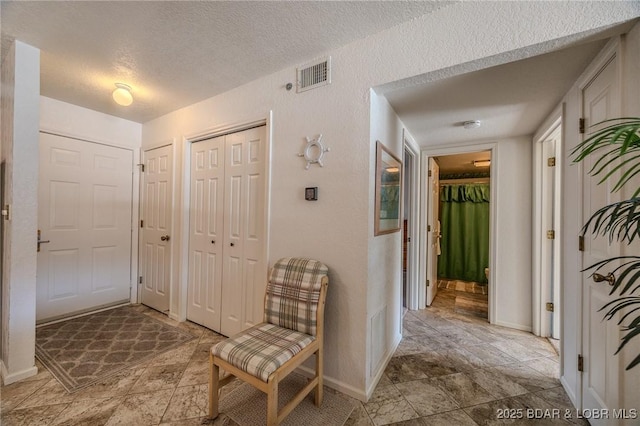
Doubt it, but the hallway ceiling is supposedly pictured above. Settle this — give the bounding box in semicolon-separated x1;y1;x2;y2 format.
384;39;609;147
0;1;448;123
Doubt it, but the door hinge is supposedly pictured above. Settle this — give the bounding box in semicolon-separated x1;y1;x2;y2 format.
426;279;430;287
547;230;555;240
428;170;432;178
546;302;554;312
579;118;585;134
578;235;584;251
578;354;584;372
140;220;144;228
138;276;143;284
1;204;9;220
547;157;556;167
137;163;145;172
427;225;431;232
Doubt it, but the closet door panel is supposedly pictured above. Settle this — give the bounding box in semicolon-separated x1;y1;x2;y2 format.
187;136;225;331
221;127;266;334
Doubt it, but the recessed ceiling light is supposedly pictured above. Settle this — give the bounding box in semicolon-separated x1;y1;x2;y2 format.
112;83;133;106
463;120;481;129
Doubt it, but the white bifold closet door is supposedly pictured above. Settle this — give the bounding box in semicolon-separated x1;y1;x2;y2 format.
187;126;266;337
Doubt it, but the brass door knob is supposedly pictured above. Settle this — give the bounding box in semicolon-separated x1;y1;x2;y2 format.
592;272;615;286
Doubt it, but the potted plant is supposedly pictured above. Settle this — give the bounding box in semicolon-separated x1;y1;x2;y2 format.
571;117;640;370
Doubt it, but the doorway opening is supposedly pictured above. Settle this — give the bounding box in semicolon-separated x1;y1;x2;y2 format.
427;150;491;321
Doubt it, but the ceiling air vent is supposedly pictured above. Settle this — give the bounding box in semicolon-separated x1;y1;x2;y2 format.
297;56;331;93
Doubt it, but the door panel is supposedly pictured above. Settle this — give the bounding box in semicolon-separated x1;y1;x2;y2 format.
140;145;173;312
221;127;267;335
37;133;133;321
187;136;225;330
581;55;621;420
426;158;440;306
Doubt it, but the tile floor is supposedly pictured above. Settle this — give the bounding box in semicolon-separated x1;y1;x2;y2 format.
436;279;488;320
1;301;582;426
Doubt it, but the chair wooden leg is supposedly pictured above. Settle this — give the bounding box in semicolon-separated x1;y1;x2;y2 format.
209;352;220;419
315;349;323;407
267;377;278;426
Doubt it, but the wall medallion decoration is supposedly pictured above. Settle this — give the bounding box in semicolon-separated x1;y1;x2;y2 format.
299;134;330;170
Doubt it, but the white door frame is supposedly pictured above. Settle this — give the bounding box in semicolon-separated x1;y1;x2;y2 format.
532;109;563;338
177;112;273;322
418;142;497;324
403;129;420;311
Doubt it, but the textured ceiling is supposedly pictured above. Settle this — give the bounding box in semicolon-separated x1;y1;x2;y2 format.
1;1;448;123
384;38;610;147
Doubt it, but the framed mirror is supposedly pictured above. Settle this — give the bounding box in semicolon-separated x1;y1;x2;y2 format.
375;141;402;236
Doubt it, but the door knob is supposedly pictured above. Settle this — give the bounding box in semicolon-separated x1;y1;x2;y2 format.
592;272;615;286
230;242;235;247
211;240;215;244
161;235;170;241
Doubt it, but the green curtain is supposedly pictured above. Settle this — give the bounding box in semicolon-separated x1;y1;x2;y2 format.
437;184;490;284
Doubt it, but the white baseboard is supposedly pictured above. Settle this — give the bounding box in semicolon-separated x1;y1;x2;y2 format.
1;360;38;386
295;365;367;402
561;376;578;409
365;333;402;401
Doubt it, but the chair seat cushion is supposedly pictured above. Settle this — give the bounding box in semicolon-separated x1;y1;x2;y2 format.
211;323;315;382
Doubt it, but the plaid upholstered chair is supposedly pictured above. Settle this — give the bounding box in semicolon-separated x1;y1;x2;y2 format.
209;257;329;425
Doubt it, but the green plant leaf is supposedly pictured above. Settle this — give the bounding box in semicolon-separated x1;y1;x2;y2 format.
581;199;640;244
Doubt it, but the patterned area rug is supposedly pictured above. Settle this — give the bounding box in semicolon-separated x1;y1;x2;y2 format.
35;306;195;393
220;373;355;426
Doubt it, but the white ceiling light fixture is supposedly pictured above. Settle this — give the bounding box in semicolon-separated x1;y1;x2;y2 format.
112;83;133;106
473;160;491;168
463;120;481;129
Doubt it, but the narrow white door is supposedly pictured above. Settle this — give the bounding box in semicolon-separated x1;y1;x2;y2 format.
140;145;173;313
187;136;225;330
581;55;621;421
425;157;440;306
221;126;267;336
37;133;133;321
541;130;561;339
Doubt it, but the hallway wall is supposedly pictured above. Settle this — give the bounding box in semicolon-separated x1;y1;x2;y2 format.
142;2;639;401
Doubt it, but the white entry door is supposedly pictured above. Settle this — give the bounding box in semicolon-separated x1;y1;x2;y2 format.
140;145;173;313
187;136;225;330
425;157;440;306
581;54;621;421
37;133;133;321
187;126;267;336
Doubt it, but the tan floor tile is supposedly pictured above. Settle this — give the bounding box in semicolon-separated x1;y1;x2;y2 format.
51;396;123;425
0;378;51;412
16;379;75;409
162;383;209;423
1;301;577;426
363;384;419;426
1;402;68;426
129;363;188;394
105;388;174;425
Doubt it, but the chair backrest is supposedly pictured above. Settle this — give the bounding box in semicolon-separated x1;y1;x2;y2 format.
264;257;328;336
